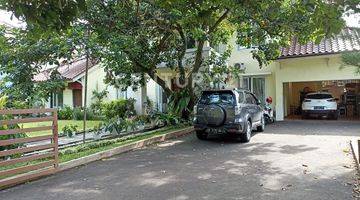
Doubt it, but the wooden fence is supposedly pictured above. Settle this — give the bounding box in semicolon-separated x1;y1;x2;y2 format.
0;108;58;189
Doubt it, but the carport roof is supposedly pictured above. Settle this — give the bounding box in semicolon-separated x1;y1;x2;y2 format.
279;27;360;59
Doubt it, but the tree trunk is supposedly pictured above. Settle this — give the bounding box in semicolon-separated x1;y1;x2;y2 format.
148;70;173;98
183;40;206;119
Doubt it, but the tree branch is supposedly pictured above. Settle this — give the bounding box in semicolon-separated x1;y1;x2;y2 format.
208;9;230;34
148;70;172;97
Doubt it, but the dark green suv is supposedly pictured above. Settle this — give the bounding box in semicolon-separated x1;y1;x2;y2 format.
193;89;265;142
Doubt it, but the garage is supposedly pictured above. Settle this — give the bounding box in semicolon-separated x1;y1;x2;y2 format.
283;79;360;120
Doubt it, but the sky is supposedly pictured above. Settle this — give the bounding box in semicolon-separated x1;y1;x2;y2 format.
0;9;359;28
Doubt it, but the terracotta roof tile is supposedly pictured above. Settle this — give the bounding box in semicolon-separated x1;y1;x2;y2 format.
34;58;97;82
279;27;360;59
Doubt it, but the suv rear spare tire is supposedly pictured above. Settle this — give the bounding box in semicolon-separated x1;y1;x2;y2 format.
204;104;226;127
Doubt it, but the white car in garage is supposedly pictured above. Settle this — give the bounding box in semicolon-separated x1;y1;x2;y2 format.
302;92;338;119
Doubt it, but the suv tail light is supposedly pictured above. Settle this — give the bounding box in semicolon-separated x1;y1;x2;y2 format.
303;99;311;102
327;99;336;102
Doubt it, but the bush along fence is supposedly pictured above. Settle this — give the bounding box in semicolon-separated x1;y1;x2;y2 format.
0;108;59;189
55;97;186;142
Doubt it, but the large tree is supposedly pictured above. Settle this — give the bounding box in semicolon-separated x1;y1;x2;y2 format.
0;23;95;106
1;0;358;115
84;0;352;111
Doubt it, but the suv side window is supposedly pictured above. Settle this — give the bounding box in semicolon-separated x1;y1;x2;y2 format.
251;93;260;105
245;93;253;104
238;91;245;103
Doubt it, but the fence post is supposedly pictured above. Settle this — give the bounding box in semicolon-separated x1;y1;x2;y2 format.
53;110;59;170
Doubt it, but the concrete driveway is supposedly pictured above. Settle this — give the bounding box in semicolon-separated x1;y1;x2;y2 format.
1;120;360;200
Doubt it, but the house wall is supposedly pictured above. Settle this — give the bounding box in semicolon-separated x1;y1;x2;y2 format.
224;35;277;106
219;35;360;121
81;64;109;107
274;55;360;120
63;87;73;107
77;64;148;115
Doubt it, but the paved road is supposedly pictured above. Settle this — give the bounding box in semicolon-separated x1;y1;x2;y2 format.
1;120;359;200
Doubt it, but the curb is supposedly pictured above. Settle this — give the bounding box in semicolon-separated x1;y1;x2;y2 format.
349;139;360;173
58;127;194;172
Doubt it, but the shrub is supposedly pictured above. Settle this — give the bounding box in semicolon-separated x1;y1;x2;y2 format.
58;106;73;120
91;89;109;115
0;96;27;156
101;98;136;120
61;124;78;138
72;107;101;120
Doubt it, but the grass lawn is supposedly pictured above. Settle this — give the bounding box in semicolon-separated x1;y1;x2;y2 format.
21;120;103;137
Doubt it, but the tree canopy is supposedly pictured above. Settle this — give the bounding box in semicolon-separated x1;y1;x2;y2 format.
0;0;358;112
0;22;93;105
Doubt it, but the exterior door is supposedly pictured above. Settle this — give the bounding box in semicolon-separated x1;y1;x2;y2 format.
73;89;82;107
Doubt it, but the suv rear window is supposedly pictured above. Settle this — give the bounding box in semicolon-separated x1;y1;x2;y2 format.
306;93;333;99
199;91;235;105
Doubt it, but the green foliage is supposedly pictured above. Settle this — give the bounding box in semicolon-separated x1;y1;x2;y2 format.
341;51;360;74
35;70;66;105
0;0;86;31
101;99;136;120
61;124;78;138
153;112;180;126
92;122;104;137
58;106;74;120
72;107;100;120
0;96;7;109
58;106;101;120
0;24;76;105
1;0;356;118
168;89;191;117
104;118;124;135
91;89;108;115
0;96;27;153
58;124;188;159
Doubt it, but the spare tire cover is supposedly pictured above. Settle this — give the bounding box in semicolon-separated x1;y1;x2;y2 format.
204;104;226;127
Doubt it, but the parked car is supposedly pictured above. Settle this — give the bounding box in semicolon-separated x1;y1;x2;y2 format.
301;92;338;119
193;89;265;142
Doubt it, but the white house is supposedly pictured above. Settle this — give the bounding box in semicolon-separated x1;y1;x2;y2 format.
35;28;360;121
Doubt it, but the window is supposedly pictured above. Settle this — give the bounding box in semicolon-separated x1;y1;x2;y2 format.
252;77;265;105
117;89;127;99
242;76;265;104
245;93;255;104
238;91;245;103
50;91;63;108
243;77;251;91
199;91;235;105
306;93;333;99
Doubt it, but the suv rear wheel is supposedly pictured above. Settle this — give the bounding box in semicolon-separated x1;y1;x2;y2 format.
238;120;252;143
196;130;208;140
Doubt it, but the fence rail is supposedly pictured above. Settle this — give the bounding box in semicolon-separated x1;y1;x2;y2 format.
0;108;58;189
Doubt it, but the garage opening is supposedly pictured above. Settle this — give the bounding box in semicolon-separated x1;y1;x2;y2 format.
283;80;360;120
